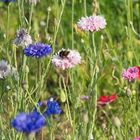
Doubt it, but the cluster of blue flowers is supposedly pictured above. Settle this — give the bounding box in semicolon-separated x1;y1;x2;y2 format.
45;98;62;116
11;111;46;133
11;98;61;133
1;0;16;3
24;43;52;58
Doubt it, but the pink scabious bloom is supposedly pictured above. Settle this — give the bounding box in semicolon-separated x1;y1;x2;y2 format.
77;15;106;32
122;66;140;82
52;48;81;70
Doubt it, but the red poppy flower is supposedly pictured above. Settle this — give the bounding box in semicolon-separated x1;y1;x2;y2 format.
97;94;117;106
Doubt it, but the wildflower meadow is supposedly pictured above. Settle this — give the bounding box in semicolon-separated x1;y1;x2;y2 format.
0;0;140;140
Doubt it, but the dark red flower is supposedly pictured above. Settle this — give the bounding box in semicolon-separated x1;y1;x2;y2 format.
97;94;117;106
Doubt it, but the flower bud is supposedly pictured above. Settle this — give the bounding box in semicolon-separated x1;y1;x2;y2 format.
112;116;121;127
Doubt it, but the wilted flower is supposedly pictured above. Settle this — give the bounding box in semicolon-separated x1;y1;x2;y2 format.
77;15;106;32
0;60;11;79
29;0;39;5
11;111;46;133
52;48;81;70
13;28;32;47
122;66;140;82
97;94;117;106
24;43;52;58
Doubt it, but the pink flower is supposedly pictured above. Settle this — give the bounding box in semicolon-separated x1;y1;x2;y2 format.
122;66;140;82
77;15;106;32
133;137;140;140
52;48;81;70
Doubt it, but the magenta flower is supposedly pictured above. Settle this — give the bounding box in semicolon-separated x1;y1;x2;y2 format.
133;137;140;140
77;15;106;32
122;66;140;82
52;48;81;70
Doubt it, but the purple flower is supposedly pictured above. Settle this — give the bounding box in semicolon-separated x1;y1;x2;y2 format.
11;111;46;133
77;15;106;32
24;43;52;58
122;67;139;82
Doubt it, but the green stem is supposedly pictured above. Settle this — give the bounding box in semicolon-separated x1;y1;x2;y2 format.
18;0;22;26
28;4;34;32
72;0;74;49
37;59;42;97
45;9;50;36
52;0;66;53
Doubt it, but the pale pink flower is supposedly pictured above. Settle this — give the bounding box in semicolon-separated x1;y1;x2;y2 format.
122;67;140;82
52;48;81;70
77;15;106;32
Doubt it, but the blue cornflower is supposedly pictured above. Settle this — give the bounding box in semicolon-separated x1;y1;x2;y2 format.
24;43;52;58
45;98;62;116
11;111;46;133
2;0;16;2
35;98;62;117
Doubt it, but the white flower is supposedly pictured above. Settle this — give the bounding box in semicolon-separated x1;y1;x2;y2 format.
0;60;18;80
13;28;32;47
0;60;11;79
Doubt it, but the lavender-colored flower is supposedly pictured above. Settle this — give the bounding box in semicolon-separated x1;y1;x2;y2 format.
122;67;140;82
0;60;11;79
29;0;39;5
80;95;90;100
77;15;106;32
45;98;62;116
13;28;32;47
52;48;81;70
24;43;52;58
11;111;46;133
